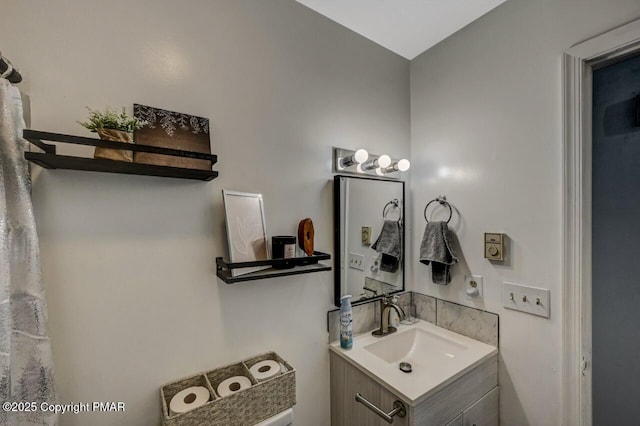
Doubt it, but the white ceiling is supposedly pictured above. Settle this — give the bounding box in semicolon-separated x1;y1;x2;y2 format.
296;0;508;60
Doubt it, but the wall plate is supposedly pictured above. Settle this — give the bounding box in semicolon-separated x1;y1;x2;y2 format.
349;252;365;271
503;282;550;318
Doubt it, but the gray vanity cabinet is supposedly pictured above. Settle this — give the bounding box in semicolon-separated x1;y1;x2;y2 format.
330;352;499;426
461;387;499;426
330;352;408;426
445;387;499;426
445;414;463;426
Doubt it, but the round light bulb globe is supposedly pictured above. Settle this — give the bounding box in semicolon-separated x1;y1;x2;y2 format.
354;149;369;164
397;159;411;172
375;167;385;176
378;155;391;168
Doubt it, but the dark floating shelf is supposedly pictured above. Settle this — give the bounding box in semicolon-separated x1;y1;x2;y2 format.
24;152;218;181
216;251;332;284
23;130;218;181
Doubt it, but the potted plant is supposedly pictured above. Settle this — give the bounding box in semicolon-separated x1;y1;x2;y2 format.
78;106;145;162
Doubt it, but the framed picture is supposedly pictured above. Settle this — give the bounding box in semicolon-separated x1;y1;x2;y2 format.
133;103;212;170
222;190;270;276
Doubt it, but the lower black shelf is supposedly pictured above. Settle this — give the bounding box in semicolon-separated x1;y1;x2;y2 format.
217;262;331;284
216;251;332;284
25;152;218;181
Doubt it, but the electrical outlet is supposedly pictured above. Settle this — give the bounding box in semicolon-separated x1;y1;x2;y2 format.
464;275;483;300
503;282;550;318
349;253;365;271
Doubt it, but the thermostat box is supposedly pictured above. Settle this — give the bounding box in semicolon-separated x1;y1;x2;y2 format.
484;233;505;261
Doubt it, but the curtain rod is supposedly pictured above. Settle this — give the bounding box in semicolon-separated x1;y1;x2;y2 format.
0;50;23;84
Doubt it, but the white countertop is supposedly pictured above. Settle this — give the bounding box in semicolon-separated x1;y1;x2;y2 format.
329;319;498;406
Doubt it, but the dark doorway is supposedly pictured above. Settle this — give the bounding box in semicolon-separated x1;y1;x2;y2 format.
592;53;640;425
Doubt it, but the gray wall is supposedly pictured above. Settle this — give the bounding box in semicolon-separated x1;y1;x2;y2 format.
6;0;640;423
592;53;640;425
0;1;410;424
409;0;640;424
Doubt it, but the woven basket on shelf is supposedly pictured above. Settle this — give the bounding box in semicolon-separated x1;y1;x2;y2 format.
94;128;134;162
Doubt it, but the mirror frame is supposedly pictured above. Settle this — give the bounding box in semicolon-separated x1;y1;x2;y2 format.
333;175;406;307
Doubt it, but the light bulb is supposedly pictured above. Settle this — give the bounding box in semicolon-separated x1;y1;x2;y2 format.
378;155;391;168
354;149;368;164
339;148;369;168
379;158;411;175
361;154;391;171
375;167;384;176
397;159;410;172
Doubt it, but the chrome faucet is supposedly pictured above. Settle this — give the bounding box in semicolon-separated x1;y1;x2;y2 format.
372;294;406;337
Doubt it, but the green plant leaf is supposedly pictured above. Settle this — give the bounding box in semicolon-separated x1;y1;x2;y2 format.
78;106;146;133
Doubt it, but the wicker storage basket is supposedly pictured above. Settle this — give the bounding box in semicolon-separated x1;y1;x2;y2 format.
160;352;295;426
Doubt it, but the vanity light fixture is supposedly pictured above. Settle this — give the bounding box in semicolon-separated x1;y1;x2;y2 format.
360;154;391;171
333;147;408;180
338;148;368;169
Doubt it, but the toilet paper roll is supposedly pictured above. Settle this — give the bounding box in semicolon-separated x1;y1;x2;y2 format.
217;375;252;397
169;386;211;416
249;360;282;381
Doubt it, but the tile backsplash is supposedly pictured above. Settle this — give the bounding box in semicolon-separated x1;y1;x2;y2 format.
327;292;499;347
413;292;437;324
436;299;498;346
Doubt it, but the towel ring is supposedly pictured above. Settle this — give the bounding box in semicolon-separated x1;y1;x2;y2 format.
0;61;13;79
383;199;401;222
424;196;453;223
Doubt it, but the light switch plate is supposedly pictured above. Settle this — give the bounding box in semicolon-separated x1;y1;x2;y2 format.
503;282;550;318
349;253;365;271
464;275;483;300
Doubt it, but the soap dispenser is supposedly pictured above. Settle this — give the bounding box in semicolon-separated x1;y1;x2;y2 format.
339;295;353;349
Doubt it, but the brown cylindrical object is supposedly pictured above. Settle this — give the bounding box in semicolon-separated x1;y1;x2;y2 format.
95;128;134;162
297;218;314;256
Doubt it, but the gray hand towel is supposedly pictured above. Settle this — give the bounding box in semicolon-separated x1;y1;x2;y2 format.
419;221;459;284
372;220;402;272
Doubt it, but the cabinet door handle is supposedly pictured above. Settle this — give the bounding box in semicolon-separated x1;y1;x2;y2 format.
355;393;406;423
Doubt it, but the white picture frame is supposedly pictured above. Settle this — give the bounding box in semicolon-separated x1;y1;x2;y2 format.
222;190;270;276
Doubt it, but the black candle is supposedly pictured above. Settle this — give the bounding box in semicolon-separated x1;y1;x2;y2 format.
272;235;296;269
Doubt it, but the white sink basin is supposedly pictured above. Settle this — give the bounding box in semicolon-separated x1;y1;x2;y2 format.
364;327;468;364
329;319;497;405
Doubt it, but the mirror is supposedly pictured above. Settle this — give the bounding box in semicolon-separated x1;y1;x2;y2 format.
334;175;405;307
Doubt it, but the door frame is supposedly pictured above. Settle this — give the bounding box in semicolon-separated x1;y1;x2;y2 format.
563;18;640;426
